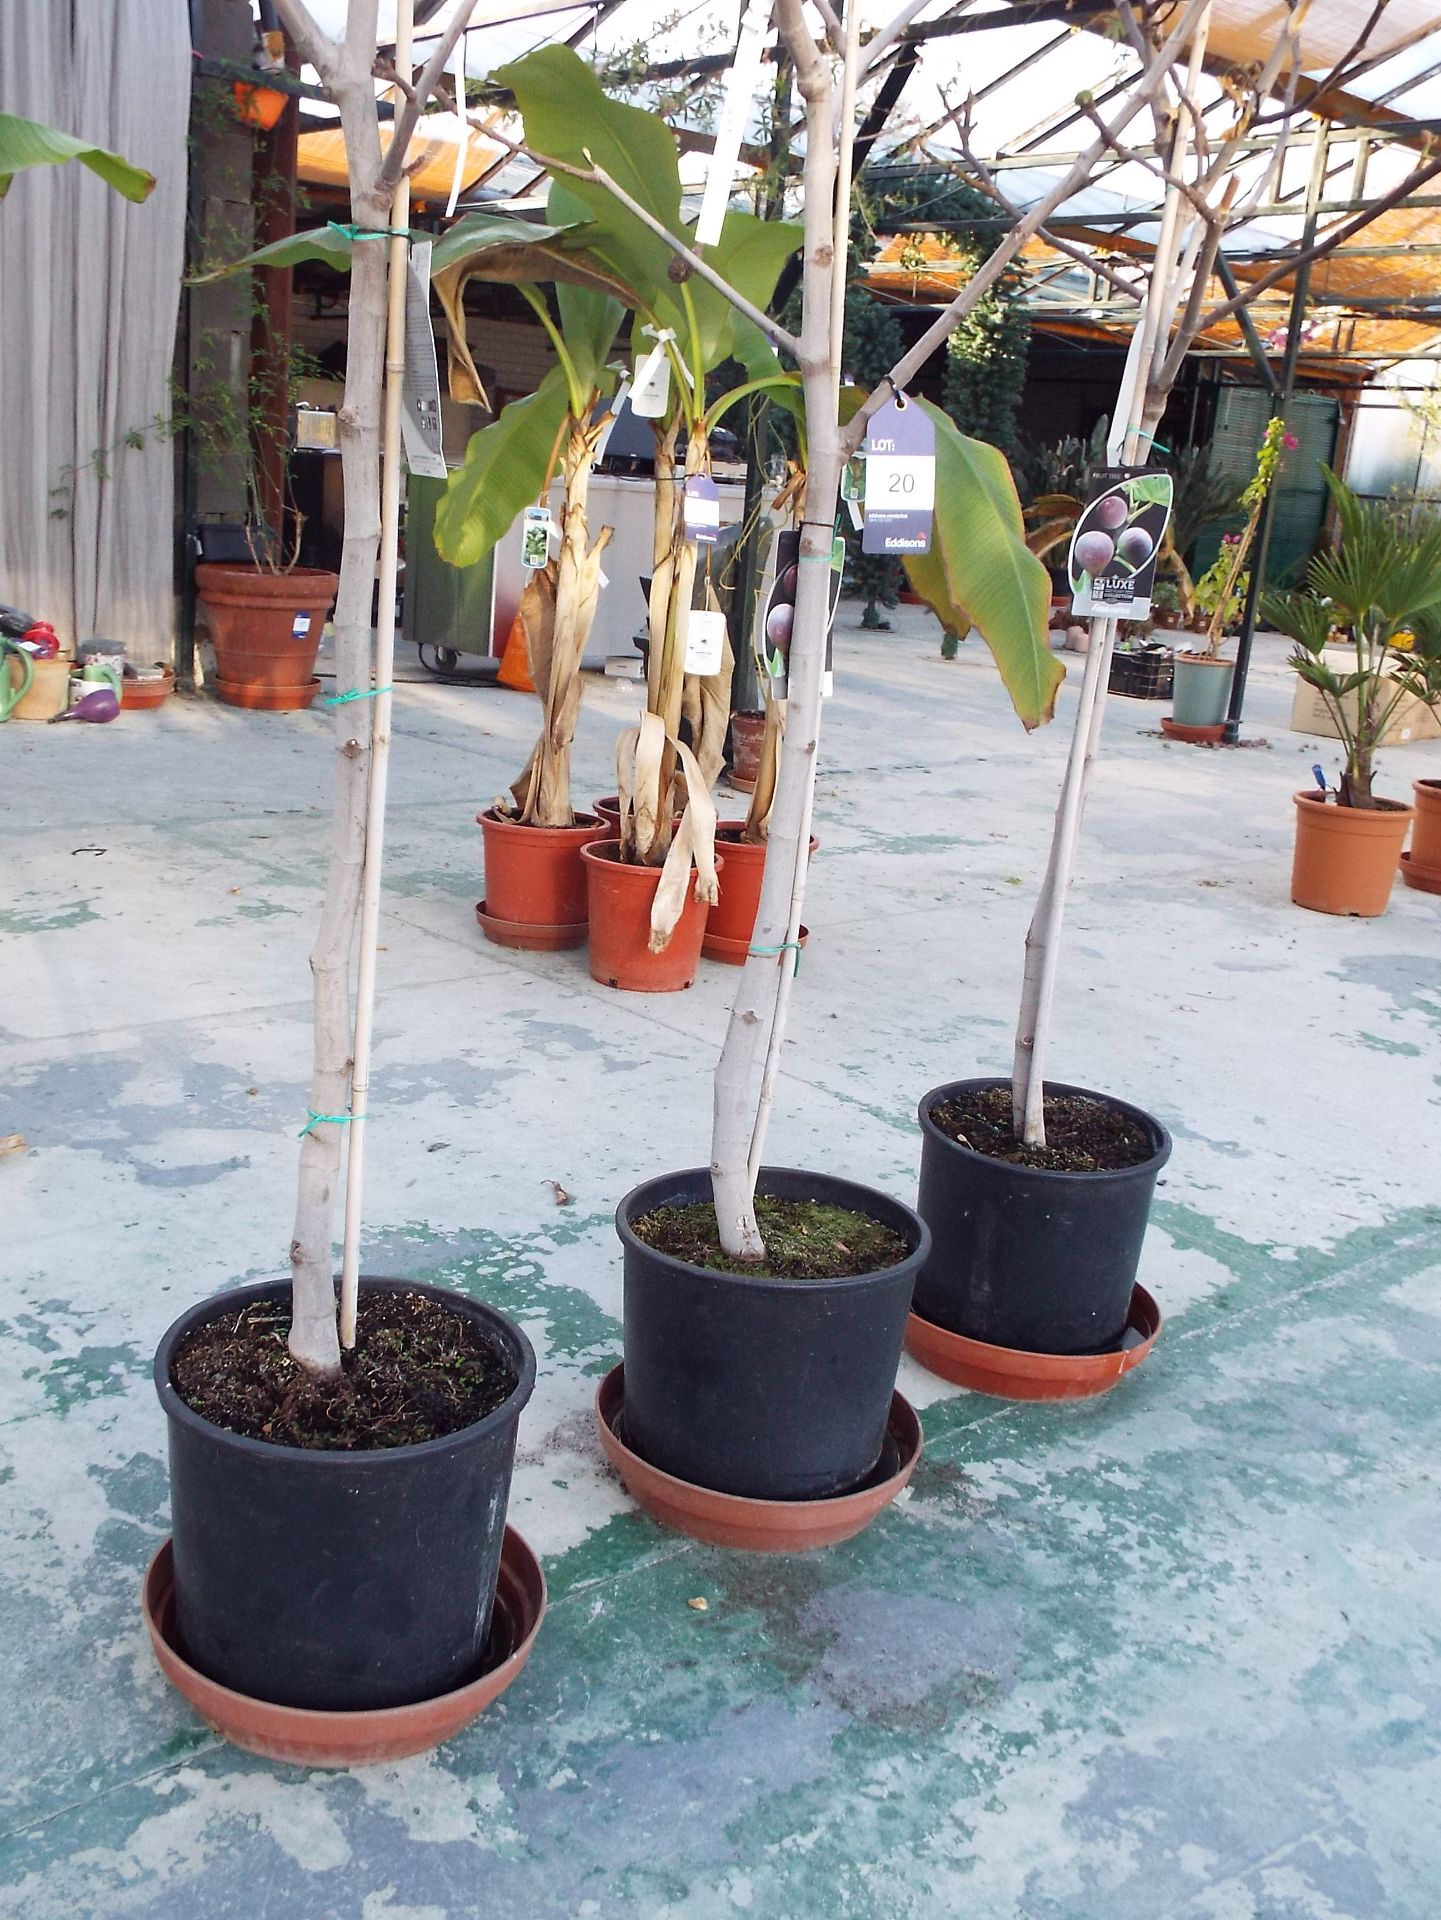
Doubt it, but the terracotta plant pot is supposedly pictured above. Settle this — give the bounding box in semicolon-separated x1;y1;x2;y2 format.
906;1284;1161;1401
195;564;338;694
121;668;174;711
1292;791;1414;916
581;838;718;991
216;676;321;712
143;1526;545;1767
1161;714;1225;746
727;710;766;793
1171;652;1233;729
593;794;623;829
153;1278;535;1714
477;808;605;950
596;1367;921;1552
616;1166;928;1501
702;823;819;965
914;1078;1171;1357
1403;779;1441;891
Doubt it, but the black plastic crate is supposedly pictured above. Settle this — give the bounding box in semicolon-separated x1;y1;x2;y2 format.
1109;646;1174;700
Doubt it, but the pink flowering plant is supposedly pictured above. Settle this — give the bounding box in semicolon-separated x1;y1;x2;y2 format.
1191;417;1298;655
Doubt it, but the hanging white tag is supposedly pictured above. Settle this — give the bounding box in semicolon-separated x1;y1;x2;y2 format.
685;607;727;676
630;330;673;418
401;241;448;480
521;504;552;570
693;0;771;248
684;474;721;544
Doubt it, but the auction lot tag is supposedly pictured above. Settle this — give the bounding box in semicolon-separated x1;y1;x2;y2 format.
861;395;935;555
684;474;721;544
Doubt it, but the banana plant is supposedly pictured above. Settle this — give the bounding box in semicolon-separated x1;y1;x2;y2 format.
0;110;154;201
494;45;806;948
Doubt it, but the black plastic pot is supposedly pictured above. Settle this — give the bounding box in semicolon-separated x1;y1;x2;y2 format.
915;1078;1171;1355
617;1167;928;1501
154;1277;536;1713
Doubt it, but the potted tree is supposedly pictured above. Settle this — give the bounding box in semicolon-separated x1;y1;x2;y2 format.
485;0;1140;1539
146;3;544;1766
1167;417;1295;741
900;0;1418;1392
1264;471;1441;915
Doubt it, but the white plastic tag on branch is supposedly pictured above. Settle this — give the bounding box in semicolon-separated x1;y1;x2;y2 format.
685;607;727;675
401;241;448;480
630;328;674;418
445;36;468;218
693;0;771;248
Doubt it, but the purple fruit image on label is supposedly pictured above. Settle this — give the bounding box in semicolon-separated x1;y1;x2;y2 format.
1073;531;1115;575
766;602;795;648
1116;527;1154;570
1094;493;1129;531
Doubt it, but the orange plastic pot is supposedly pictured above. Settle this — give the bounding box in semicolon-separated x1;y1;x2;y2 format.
581;838;719;991
727;711;766;793
195;565;338;692
478;809;604;946
1408;779;1441;882
703;823;819;964
1291;790;1413;917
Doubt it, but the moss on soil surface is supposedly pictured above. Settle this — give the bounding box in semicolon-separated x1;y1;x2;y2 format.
172;1291;516;1449
631;1197;910;1279
932;1085;1155;1172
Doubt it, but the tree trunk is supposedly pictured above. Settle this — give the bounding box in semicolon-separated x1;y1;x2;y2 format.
286;90;388;1377
710;11;840;1259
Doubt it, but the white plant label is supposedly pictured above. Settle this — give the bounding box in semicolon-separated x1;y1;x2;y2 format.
401;241;447;480
630;329;674;418
684;607;727;676
693;0;771;247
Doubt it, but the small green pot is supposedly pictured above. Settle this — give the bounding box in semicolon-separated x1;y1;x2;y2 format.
1172;653;1234;729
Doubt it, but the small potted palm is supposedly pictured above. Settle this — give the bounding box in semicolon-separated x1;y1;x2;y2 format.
1264;470;1441;916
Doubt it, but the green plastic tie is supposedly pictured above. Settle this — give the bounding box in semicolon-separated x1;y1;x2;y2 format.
298;1110;365;1138
327;220;417;243
748;940;802;972
324;685;393;706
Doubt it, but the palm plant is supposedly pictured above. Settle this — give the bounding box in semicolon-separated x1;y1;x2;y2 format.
1263;470;1441;806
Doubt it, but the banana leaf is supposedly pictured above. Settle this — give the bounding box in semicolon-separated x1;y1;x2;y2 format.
433;364;570;568
904;402;1061;731
0;111;153;201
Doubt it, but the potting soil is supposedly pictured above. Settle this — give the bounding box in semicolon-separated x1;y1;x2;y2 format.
932;1085;1154;1172
631;1197;909;1279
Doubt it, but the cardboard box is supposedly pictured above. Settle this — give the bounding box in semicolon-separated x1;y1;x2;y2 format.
1289;647;1441;746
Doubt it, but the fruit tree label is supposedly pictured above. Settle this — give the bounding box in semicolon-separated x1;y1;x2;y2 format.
1068;466;1174;619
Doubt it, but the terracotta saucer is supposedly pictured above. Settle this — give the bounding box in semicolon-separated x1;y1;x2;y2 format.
121;669;174;710
595;1363;921;1552
702;924;810;966
1400;850;1441;896
142;1526;545;1768
475;899;588;952
216;676;321;711
1160;716;1225;746
905;1283;1162;1401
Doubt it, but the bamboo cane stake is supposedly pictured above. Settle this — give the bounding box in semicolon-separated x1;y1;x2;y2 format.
339;0;413;1350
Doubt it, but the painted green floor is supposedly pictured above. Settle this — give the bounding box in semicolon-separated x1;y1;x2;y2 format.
3;613;1439;1918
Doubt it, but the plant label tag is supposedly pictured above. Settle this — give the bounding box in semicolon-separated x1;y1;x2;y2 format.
684;474;721;544
401;241;448;480
521;504;552;571
292;613;311;638
758;529;843;697
693;0;771;246
629;338;672;418
861;396;935;554
1067;466;1173;619
684;607;727;676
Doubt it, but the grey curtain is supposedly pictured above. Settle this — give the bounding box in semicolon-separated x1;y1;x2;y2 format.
0;1;190;662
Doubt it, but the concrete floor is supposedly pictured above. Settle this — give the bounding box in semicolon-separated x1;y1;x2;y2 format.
3;609;1440;1919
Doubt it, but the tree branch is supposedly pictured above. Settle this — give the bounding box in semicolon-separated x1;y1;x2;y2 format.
272;0;339;83
380;0;482;191
840;0;1212;454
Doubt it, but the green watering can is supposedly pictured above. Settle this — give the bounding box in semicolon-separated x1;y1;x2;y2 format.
0;638;35;721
